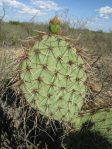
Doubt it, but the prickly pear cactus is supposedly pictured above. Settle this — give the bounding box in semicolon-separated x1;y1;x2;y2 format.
19;16;112;143
72;108;112;142
91;109;112;142
19;34;87;122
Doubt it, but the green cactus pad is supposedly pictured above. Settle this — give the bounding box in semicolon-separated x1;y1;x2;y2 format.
19;35;87;122
91;108;112;142
71;108;112;142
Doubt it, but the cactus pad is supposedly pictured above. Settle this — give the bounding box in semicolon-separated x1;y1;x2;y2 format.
19;35;87;122
71;108;112;142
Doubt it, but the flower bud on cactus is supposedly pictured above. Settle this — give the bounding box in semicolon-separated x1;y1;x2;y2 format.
49;16;61;34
